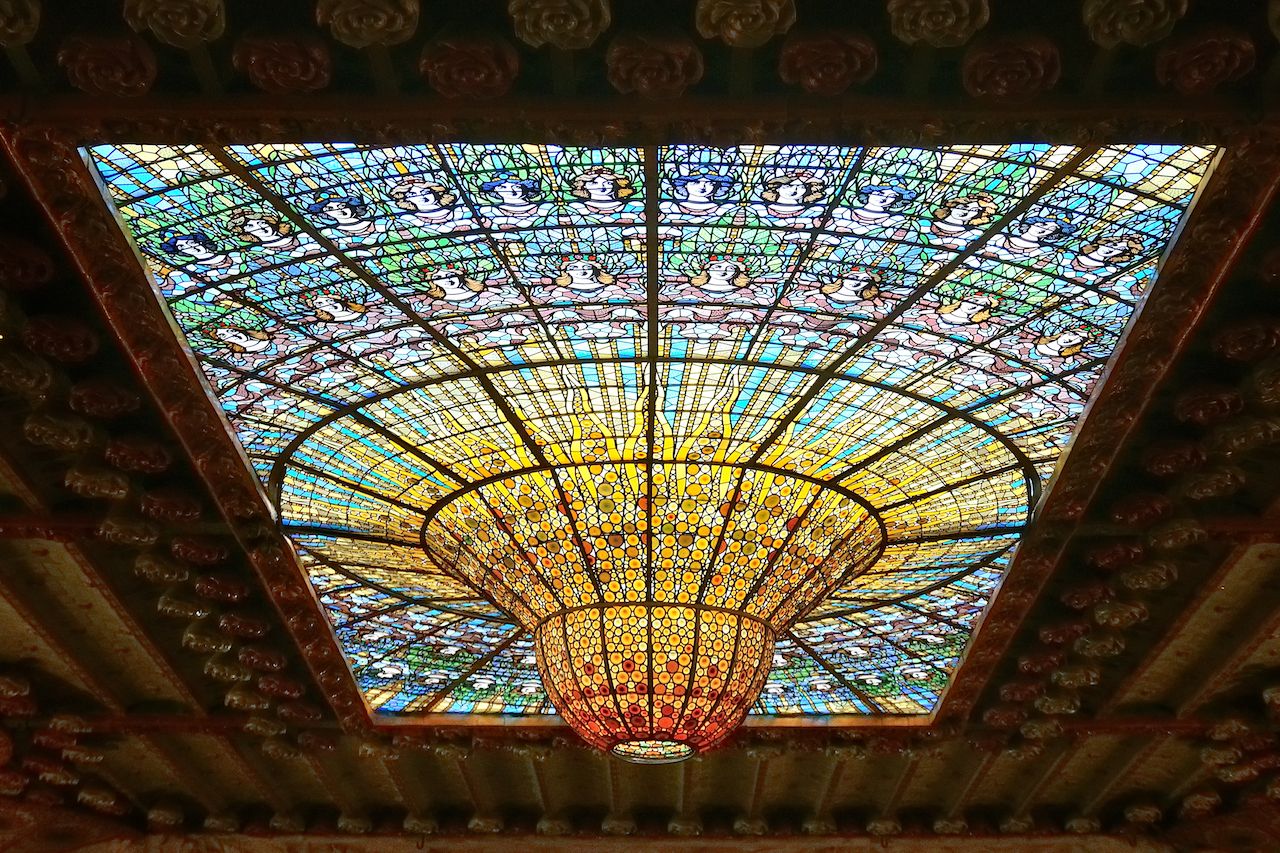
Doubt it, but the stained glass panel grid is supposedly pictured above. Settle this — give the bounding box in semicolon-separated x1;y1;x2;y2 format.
89;142;1216;725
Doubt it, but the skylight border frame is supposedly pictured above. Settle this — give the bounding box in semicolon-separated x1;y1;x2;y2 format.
4;110;1271;740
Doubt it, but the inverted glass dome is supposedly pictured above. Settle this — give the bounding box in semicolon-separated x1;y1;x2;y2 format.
91;141;1214;758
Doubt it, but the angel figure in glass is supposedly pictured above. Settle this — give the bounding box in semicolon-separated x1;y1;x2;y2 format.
775;268;887;351
424;267;488;303
308;292;369;324
307;194;378;241
403;267;509;328
852;670;899;699
904;631;965;658
691;257;752;294
900;663;948;693
665;257;776;325
305;193;386;272
159;231;244;281
556;257;617;293
820;268;887;307
303;292;401;347
536;256;638;305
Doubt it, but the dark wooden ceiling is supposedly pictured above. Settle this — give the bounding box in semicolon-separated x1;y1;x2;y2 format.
2;1;1280;850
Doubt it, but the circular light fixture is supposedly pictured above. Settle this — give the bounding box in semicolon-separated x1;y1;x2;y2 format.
610;740;696;764
424;461;884;760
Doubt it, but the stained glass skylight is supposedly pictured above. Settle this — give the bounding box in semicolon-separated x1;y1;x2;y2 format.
90;142;1213;754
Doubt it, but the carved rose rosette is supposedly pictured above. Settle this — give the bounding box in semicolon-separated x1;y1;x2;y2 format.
1212;318;1280;362
420;35;521;99
0;0;39;47
232;36;332;94
777;31;877;96
606;33;703;100
0;236;54;290
123;0;225;49
316;0;419;49
887;0;989;48
1141;440;1205;476
694;0;796;49
961;35;1061;100
1156;27;1256;97
509;0;612;50
21;316;99;364
1083;0;1187;49
1173;385;1243;426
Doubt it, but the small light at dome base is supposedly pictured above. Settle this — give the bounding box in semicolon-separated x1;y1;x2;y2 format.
611;740;695;765
89;140;1219;759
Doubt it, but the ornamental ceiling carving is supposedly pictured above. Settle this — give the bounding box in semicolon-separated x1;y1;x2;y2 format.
0;0;1279;849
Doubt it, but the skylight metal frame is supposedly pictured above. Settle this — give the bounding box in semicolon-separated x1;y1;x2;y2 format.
3;110;1264;739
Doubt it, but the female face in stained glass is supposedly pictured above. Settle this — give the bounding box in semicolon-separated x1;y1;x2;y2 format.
308;196;372;231
674;173;732;204
857;185;915;213
938;293;996;325
820;268;882;303
913;633;945;649
556;258;614;291
482;174;541;207
808;674;834;692
426;267;485;301
692;258;749;293
572;168;634;203
761;172;825;207
389;178;456;214
229;212;295;248
1076;234;1144;269
1033;328;1089;358
162;231;223;262
212;325;271;353
902;664;946;689
1013;216;1075;246
310;292;367;323
933;194;999;229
